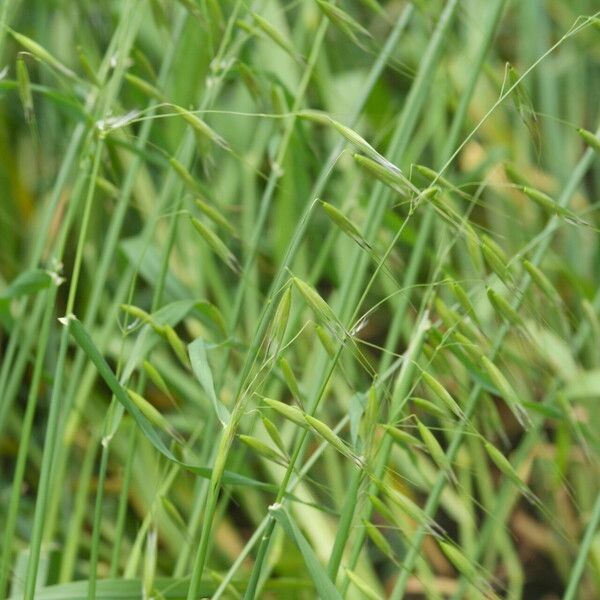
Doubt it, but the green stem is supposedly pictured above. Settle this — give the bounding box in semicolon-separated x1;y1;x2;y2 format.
87;435;111;599
0;285;57;599
22;140;103;599
59;432;101;583
186;15;331;597
109;425;138;577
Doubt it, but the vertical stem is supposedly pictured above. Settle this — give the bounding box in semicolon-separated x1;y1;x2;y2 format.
23;140;103;599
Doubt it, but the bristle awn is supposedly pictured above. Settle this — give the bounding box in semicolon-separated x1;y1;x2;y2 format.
125;73;165;101
304;414;362;466
363;520;396;562
486;287;525;327
261;416;288;456
345;569;383;600
277;357;303;405
126;389;181;442
142;360;175;403
238;434;288;466
172;104;230;150
190;216;239;273
250;12;302;63
320;200;371;251
263;397;307;428
267;285;292;358
9;28;77;79
421;371;465;420
315;1;371;46
416;418;457;484
577;127;600;153
194;197;235;235
522;260;562;312
481;356;531;429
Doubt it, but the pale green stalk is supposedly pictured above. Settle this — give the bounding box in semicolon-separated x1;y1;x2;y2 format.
0;285;57;599
109;426;137;577
23;138;104;600
87;429;111;600
60;432;101;583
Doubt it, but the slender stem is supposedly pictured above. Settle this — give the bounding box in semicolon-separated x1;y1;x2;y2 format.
0;285;57;599
87;435;111;599
22;139;103;599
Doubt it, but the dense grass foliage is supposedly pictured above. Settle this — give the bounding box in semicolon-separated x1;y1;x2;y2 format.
1;1;599;598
